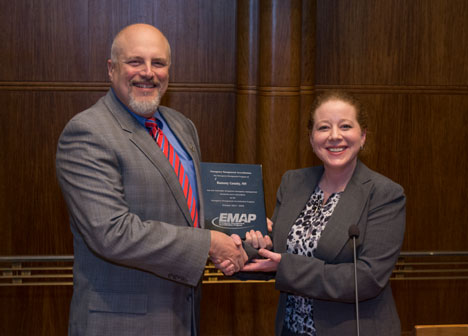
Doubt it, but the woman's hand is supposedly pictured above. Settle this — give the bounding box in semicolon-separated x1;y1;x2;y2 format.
244;218;274;249
241;249;281;272
245;230;273;250
267;218;273;233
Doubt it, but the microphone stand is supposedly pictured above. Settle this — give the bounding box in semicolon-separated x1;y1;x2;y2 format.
352;234;360;336
349;225;360;336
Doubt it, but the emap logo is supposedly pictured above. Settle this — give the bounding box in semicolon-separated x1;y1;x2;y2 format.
211;213;257;229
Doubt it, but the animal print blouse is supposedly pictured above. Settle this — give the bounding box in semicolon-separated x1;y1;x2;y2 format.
284;186;342;336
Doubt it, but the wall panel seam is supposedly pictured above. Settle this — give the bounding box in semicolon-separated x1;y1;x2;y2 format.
0;82;236;92
316;84;468;95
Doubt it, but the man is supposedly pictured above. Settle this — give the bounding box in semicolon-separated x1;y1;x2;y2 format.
56;23;246;336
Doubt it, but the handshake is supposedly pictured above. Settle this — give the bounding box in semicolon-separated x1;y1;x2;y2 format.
208;219;273;276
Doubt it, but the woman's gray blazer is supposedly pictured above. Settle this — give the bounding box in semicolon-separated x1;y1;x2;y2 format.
271;161;406;336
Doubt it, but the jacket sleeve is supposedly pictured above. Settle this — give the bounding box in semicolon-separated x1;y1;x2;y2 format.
274;176;406;303
56;114;211;287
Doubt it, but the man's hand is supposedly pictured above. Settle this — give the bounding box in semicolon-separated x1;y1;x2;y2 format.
209;231;248;276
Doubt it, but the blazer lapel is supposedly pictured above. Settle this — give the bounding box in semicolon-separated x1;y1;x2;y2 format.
104;92;195;226
275;167;322;253
159;107;203;226
314;161;372;262
159;108;200;163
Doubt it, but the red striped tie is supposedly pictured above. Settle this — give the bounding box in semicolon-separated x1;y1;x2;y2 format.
145;117;199;227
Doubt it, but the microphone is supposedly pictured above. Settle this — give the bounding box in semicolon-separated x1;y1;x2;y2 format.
348;224;360;336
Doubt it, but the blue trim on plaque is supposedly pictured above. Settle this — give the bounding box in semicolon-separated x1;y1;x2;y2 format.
200;162;267;237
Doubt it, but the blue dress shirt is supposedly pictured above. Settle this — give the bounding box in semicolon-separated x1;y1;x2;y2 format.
111;89;199;211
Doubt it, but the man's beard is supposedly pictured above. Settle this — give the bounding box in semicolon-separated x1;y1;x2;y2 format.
128;91;161;116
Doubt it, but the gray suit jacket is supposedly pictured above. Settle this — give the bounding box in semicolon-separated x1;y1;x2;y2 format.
56;90;211;336
272;161;406;336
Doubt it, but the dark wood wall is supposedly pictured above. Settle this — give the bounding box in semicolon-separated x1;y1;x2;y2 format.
1;0;467;335
314;2;468;333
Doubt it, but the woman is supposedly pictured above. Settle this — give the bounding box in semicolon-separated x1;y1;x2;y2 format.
242;91;406;336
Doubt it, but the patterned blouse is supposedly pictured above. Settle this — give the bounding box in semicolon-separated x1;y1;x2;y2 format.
284;186;342;336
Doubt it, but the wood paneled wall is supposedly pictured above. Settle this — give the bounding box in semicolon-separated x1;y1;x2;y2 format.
314;1;468;333
315;0;468;255
1;0;467;335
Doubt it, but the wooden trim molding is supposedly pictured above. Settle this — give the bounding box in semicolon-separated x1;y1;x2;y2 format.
315;84;468;95
2;252;467;286
0;82;236;92
1;82;465;94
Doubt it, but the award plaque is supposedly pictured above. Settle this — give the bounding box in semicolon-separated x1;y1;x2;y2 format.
200;162;267;236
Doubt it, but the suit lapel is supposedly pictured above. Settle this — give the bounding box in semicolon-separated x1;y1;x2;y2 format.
103;91;195;226
159;107;203;227
275;167;322;253
314;161;372;262
159;107;200;163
